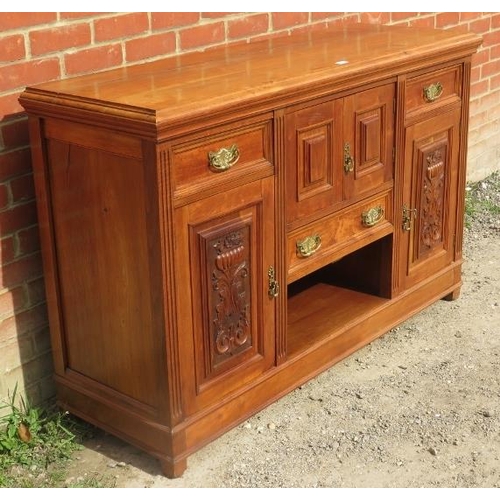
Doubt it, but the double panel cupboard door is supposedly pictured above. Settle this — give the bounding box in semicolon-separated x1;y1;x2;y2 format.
285;83;395;227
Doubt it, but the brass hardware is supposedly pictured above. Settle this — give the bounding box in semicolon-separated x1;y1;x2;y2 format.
296;235;322;258
344;142;354;173
208;144;240;172
423;82;443;103
268;266;279;299
402;204;418;231
361;206;384;227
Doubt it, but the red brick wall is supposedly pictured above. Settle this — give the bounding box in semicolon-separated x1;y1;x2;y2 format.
1;12;498;410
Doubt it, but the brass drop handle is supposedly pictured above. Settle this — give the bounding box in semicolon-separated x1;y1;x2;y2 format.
402;205;418;231
208;144;240;172
423;82;443;103
296;235;322;258
344;142;354;173
268;266;279;299
361;206;384;227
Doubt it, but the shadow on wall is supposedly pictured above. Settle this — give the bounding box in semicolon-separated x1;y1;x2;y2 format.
0;111;55;415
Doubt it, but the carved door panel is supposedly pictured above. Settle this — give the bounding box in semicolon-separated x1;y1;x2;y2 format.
174;177;276;414
400;108;461;290
343;84;395;200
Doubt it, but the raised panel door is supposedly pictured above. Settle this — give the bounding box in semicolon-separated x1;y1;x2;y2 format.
285;99;343;225
343;83;395;200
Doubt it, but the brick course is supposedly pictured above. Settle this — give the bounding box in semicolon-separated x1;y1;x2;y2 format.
0;34;25;62
0;12;498;413
29;23;92;56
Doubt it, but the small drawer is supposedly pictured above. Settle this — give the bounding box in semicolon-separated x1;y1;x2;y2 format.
406;65;462;117
171;117;273;204
287;192;393;283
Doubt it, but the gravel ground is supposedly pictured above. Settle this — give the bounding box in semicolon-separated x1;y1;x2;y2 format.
63;171;500;488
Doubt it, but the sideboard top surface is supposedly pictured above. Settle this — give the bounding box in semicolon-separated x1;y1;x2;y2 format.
20;23;481;132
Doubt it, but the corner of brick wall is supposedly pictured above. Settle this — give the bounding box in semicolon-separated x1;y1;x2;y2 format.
1;12;499;413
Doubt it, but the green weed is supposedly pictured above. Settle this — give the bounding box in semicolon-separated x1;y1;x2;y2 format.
0;384;110;488
464;171;500;229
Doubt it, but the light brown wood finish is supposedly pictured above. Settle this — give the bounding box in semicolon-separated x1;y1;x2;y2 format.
287;191;393;283
19;24;481;477
22;25;478;133
400;109;461;290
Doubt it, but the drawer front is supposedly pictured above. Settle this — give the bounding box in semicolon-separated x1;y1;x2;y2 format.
171;116;273;204
406;65;462;117
287;192;393;283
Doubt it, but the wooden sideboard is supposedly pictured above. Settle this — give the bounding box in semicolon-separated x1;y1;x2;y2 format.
19;23;482;477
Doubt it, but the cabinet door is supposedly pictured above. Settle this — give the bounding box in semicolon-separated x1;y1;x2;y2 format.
285;99;343;225
174;177;276;414
399;108;461;290
343;83;395;200
285;84;394;227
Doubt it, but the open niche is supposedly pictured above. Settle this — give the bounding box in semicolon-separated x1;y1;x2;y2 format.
287;235;394;359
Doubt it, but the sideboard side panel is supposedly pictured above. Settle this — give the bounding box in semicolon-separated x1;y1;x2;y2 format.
43;121;163;410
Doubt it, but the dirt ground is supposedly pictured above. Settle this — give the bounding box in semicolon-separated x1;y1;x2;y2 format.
63;174;500;489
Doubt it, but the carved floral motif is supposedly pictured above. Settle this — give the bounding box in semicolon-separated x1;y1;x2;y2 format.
421;147;445;249
211;230;251;363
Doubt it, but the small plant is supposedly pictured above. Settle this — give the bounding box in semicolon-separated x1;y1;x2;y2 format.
464;171;500;229
0;384;108;488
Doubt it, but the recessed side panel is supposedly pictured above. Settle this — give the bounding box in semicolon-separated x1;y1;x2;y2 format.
47;139;161;409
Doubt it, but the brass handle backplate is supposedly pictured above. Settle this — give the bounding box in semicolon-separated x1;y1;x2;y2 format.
402;205;418;232
268;266;279;299
296;235;322;258
361;206;384;227
208;144;240;172
423;82;443;103
344;142;354;173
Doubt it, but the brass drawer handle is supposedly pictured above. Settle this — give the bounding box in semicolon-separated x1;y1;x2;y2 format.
296;235;322;258
423;82;443;103
208;144;240;172
361;206;384;227
344;142;354;173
